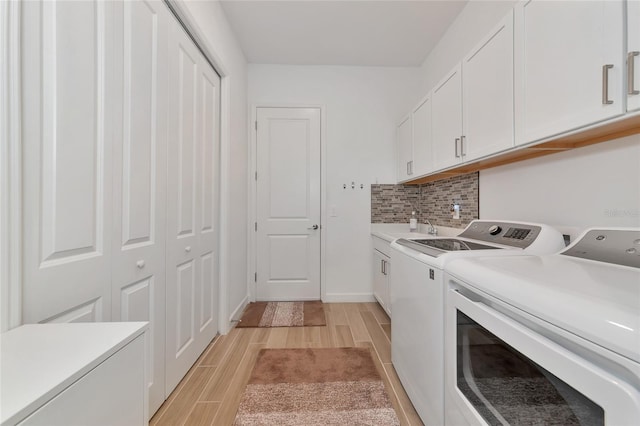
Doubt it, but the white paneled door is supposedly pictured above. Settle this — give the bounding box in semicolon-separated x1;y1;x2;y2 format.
256;107;321;301
110;0;168;414
165;19;221;395
21;0;117;324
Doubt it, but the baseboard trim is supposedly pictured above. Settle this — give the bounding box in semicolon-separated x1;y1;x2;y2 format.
322;293;376;303
225;295;249;334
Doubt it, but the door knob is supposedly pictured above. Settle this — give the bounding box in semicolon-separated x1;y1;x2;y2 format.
308;224;319;230
136;260;145;269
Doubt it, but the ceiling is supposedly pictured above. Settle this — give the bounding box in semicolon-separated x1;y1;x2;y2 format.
219;0;469;67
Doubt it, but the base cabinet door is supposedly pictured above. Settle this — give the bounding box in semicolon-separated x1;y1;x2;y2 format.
373;249;391;316
515;0;625;145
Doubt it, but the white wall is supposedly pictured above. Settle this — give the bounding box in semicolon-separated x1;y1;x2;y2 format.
416;0;639;240
180;0;249;328
248;64;421;301
480;135;640;238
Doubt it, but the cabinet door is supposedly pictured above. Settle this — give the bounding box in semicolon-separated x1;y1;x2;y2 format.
372;250;390;314
412;94;433;176
628;0;640;112
463;11;514;162
21;0;118;324
397;115;413;182
514;0;625;145
110;0;168;415
432;64;463;171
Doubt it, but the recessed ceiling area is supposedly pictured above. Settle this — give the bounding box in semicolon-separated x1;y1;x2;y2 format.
219;0;469;67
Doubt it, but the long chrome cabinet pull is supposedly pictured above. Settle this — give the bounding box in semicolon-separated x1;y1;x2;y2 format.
461;135;466;157
602;64;614;104
406;161;410;176
381;259;385;274
629;52;639;95
409;161;413;175
455;137;460;158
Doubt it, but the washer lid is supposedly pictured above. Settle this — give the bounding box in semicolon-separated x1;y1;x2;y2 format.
446;254;640;364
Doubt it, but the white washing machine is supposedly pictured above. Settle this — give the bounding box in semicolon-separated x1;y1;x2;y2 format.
444;228;640;426
390;220;566;426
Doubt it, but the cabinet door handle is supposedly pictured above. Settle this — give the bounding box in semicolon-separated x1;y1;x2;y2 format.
455;138;460;158
406;161;410;175
602;64;614;105
461;135;466;157
136;260;145;269
409;161;413;175
629;52;639;95
381;259;385;274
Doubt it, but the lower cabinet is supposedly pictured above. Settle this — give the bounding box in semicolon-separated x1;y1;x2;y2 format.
372;237;392;316
1;323;148;426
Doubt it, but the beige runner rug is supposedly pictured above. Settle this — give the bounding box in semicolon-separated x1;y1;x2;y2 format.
236;301;326;328
233;347;400;425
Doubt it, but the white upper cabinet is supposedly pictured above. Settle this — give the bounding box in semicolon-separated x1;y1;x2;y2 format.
462;11;515;162
397;115;413;182
514;0;625;145
432;64;463;171
628;0;640;112
412;94;433;177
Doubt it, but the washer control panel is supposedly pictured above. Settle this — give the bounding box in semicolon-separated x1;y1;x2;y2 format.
459;221;542;249
562;229;640;268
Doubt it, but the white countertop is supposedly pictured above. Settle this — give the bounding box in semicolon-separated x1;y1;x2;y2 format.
371;223;462;243
1;322;148;425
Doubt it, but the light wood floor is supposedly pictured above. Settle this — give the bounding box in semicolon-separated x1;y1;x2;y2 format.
150;302;424;426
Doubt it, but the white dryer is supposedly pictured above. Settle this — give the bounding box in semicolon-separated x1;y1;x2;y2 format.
444;228;640;426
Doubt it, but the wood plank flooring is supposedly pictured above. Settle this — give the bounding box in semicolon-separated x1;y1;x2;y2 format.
150;302;424;426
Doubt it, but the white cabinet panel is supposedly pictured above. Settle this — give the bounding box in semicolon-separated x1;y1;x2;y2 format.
21;0;116;324
432;64;463;171
463;11;515;161
412;95;433;177
515;0;625;144
373;249;391;316
628;0;640;112
18;336;145;426
397;115;413;182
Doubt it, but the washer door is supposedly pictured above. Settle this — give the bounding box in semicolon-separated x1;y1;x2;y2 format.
445;286;640;426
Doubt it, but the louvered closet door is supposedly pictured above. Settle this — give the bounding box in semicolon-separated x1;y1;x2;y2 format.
110;0;168;415
165;18;221;395
21;0;118;324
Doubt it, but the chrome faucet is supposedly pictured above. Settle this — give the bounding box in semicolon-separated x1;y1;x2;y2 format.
424;218;438;236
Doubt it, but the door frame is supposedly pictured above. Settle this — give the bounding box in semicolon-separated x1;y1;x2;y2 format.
248;104;327;305
1;0;22;332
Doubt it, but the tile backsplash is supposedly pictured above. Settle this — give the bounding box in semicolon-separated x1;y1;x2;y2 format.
371;172;479;228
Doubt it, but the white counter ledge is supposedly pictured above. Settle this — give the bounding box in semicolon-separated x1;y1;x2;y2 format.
1;322;148;426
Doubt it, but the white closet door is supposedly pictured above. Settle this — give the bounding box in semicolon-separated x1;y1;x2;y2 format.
165;18;220;395
21;0;117;324
110;0;168;415
194;53;221;354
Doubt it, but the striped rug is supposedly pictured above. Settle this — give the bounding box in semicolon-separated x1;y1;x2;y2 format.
236;301;326;328
233;348;400;425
